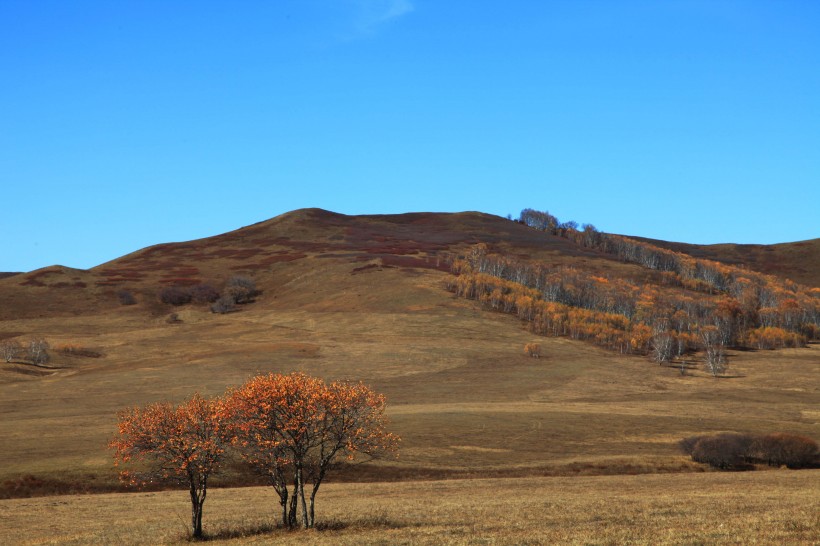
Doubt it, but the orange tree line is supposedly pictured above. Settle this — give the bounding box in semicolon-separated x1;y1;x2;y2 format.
445;243;817;359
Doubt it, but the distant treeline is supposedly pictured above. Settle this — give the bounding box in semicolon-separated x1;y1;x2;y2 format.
445;209;819;361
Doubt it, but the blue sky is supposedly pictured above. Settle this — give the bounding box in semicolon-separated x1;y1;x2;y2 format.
1;1;818;272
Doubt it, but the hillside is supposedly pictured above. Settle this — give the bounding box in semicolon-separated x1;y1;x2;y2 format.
0;208;818;502
630;236;820;287
0;209;651;321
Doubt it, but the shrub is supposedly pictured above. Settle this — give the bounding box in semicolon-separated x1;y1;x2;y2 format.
117;289;137;305
678;435;710;456
689;433;755;469
190;284;220;304
159;286;192;306
751;433;818;468
225;275;258;304
524;343;541;358
210;296;236;314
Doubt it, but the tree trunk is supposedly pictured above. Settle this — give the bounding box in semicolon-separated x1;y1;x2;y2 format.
308;466;328;529
288;469;299;529
308;483;320;528
298;468;309;528
189;485;205;539
279;487;289;528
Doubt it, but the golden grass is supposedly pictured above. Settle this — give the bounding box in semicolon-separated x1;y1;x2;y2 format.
1;471;818;544
0;265;818;488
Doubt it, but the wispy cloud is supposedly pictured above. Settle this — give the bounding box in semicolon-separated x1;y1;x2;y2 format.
352;0;414;34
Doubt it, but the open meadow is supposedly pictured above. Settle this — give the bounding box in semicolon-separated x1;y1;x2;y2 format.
1;471;818;544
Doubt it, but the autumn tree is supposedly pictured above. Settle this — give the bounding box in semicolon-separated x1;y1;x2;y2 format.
650;324;674;365
110;394;230;539
700;326;727;377
1;340;21;363
225;372;398;529
524;343;541;358
28;338;49;365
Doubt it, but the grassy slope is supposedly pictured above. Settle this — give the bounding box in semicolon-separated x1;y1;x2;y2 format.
630;235;820;287
0;209;818;543
0;210;818;493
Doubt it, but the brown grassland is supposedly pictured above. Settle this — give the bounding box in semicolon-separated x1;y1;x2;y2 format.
0;209;818;543
2;471;819;544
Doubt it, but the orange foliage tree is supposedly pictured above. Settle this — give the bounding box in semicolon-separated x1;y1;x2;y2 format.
225;372;399;529
110;394;229;539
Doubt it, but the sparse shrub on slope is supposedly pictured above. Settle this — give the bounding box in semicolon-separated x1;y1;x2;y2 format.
190;283;220;304
158;286;192;306
117;289;136;305
210;296;236;314
224;275;258;304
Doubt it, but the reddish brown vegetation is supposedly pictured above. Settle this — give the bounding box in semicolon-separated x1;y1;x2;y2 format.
679;432;818;470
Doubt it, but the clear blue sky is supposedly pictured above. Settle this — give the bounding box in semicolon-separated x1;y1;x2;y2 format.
2;1;818;272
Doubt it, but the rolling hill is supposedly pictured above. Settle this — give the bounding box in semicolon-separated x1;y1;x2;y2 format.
0;208;817;501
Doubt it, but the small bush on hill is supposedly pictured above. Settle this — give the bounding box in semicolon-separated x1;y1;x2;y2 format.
117;289;137;305
190;284;220;304
211;296;236;314
224;275;258;304
524;343;541;358
159;286;192;306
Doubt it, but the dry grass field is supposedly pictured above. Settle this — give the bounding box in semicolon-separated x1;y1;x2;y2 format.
0;209;817;542
1;471;818;544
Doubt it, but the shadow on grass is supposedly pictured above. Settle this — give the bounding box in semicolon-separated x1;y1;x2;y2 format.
193;514;408;542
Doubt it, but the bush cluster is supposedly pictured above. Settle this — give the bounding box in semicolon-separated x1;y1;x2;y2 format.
680;432;818;469
158;277;259;312
158;286;193;306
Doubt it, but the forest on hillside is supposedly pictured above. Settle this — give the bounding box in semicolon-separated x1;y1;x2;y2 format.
447;209;820;370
